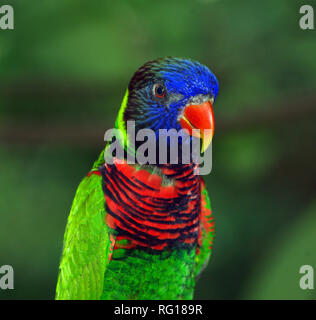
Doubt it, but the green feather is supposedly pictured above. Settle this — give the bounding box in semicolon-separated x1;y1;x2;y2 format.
195;186;214;278
101;249;196;300
55;173;111;299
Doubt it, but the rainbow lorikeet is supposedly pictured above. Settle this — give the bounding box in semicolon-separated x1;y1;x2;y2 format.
55;57;219;300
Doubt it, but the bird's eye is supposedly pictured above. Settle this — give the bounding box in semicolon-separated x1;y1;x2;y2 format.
153;84;166;99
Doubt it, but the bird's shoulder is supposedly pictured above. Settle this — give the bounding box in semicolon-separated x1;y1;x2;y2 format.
56;171;112;299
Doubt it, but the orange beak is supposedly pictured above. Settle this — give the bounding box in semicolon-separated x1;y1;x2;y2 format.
180;100;215;152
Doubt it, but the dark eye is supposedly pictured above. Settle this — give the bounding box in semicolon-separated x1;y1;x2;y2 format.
153;83;166;99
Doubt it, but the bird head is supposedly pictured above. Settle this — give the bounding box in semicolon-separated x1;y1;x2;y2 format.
116;57;219;157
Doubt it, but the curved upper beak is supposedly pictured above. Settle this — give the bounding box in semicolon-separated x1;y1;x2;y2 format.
180;99;215;152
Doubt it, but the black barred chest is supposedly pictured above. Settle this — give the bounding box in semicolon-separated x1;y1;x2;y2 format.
99;161;201;250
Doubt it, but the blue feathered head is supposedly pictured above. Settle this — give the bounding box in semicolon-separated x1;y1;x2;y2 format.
115;57;219;158
125;57;218;132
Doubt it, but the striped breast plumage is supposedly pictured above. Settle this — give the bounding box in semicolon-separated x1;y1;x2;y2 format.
98;158;202;251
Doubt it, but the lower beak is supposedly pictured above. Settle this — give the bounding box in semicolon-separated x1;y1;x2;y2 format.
180;100;215;152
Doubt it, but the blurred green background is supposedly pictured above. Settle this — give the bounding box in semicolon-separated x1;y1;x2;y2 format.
0;0;316;300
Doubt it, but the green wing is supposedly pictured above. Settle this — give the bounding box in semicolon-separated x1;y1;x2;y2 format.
55;172;111;300
195;180;215;278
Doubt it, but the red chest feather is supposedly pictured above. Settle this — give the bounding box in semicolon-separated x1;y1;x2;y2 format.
91;159;202;250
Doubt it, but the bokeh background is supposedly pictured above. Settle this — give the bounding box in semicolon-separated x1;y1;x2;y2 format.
0;0;316;300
